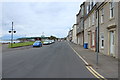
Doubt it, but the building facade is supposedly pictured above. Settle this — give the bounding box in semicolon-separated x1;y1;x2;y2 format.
118;1;120;60
72;24;77;44
76;3;85;46
98;1;119;58
68;0;119;58
76;9;81;45
67;29;73;42
83;0;119;58
84;1;97;51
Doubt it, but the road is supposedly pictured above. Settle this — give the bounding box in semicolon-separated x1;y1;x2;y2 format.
2;41;95;78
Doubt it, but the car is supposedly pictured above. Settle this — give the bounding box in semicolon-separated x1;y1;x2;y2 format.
43;41;50;45
33;41;42;47
48;40;52;44
51;40;55;43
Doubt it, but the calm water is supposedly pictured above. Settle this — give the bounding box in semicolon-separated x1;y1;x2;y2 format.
0;40;20;43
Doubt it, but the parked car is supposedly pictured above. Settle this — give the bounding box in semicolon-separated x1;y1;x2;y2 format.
33;41;42;47
51;40;55;43
48;40;52;44
43;40;50;45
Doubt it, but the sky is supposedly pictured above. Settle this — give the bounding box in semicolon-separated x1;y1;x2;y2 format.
1;1;83;39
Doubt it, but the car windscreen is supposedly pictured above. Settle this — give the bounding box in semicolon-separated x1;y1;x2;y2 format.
33;42;40;45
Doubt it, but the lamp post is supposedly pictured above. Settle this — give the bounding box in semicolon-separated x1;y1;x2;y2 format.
8;22;16;47
96;9;99;65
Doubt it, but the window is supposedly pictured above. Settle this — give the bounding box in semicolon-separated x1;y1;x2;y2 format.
87;5;89;14
93;0;96;6
102;40;104;47
81;7;84;16
101;34;104;48
101;8;104;23
95;11;98;25
92;13;95;25
110;1;114;18
90;0;93;8
92;32;95;46
88;4;90;11
89;17;91;27
96;11;97;19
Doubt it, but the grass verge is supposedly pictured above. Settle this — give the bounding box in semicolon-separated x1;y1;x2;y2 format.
8;41;35;48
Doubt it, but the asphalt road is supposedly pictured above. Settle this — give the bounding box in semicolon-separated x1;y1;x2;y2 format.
2;41;95;78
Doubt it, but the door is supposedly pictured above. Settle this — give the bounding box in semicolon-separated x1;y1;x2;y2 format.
88;31;92;48
110;31;115;56
78;35;80;44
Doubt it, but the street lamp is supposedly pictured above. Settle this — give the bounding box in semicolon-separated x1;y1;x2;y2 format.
8;22;16;47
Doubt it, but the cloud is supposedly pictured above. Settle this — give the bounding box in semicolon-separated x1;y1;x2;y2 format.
1;0;84;2
2;2;82;39
0;3;2;38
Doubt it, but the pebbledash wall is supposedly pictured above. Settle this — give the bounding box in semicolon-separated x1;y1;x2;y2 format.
98;2;119;58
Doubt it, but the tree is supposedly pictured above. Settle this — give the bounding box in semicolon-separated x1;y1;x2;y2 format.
49;36;57;40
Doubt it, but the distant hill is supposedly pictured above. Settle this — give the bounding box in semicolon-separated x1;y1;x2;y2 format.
0;34;22;40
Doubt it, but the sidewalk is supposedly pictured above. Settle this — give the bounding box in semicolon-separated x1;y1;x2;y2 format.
69;42;118;78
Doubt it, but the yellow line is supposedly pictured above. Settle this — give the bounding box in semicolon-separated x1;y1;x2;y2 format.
68;42;89;65
68;42;107;80
86;66;101;79
89;66;108;80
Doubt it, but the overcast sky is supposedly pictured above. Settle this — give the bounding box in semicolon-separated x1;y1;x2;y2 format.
2;1;83;39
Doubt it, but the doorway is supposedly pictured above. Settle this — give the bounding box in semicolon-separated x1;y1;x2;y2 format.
109;31;115;56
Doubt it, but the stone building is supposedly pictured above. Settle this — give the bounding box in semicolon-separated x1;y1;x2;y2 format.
72;24;77;44
68;0;119;58
84;0;97;51
98;1;119;58
76;3;85;46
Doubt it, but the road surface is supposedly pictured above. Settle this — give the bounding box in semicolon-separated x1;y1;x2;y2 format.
2;41;95;78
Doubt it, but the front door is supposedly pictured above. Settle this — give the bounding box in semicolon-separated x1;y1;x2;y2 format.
110;31;115;56
88;31;91;48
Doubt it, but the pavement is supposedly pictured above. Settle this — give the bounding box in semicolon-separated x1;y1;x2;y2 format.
69;42;118;78
2;41;95;78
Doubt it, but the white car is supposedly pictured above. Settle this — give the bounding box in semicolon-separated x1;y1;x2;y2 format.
48;40;52;44
43;41;49;45
51;40;55;43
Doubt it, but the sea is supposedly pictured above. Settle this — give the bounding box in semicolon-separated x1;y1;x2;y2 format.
0;40;20;43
